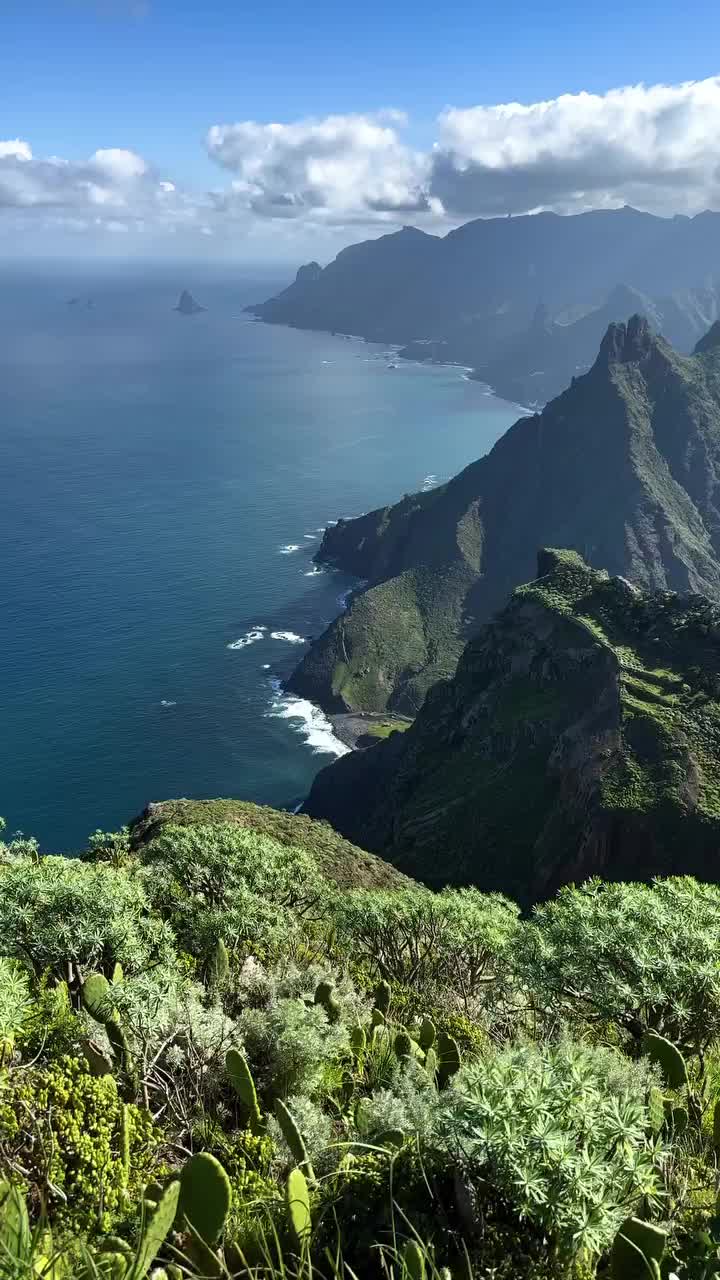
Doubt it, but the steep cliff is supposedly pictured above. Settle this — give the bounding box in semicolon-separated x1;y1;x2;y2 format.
288;316;720;715
303;549;720;903
248;207;720;350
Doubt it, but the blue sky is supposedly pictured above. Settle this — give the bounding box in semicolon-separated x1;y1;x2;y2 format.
4;0;720;259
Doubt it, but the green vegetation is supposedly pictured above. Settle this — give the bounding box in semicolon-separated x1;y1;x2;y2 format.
3;807;720;1279
304;548;720;903
290;319;720;715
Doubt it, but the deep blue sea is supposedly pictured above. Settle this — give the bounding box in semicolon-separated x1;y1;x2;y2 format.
0;261;521;850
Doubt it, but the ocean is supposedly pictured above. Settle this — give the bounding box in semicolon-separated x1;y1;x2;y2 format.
0;261;521;850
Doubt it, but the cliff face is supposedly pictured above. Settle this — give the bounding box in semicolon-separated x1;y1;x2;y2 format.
248;207;720;350
303;549;720;904
288;316;720;715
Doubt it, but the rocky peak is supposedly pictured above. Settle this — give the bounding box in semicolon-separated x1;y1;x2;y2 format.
694;320;720;356
295;262;322;286
596;314;656;366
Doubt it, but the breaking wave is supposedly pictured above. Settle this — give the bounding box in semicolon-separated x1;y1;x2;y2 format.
267;683;350;757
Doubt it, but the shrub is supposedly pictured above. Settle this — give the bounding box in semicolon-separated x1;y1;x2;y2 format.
238;998;349;1101
138;824;329;960
439;1040;663;1264
515;877;720;1052
332;887;519;999
0;856;176;979
0;1056;157;1231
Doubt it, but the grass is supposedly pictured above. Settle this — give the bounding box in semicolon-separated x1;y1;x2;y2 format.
364;720;412;740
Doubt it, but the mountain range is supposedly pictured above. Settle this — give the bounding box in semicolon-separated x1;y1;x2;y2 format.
249;206;720;403
288;316;720;716
303;547;720;904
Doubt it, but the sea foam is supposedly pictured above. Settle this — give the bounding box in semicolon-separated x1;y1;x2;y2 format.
270;630;306;644
279;544;301;554
227;626;267;650
268;684;350;757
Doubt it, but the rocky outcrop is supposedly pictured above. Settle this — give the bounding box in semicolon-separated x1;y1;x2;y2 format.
288;317;720;716
303;550;720;904
174;290;206;315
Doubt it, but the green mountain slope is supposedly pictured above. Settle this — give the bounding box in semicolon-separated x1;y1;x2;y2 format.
303;548;720;904
129;797;413;890
288;316;720;715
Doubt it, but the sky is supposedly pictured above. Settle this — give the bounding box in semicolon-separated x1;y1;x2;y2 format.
4;0;720;261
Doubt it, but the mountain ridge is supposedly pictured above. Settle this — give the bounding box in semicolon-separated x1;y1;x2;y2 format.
302;547;720;904
287;315;720;715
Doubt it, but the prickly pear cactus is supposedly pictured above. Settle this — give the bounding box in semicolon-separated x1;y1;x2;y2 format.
641;1032;688;1089
126;1180;181;1280
402;1240;426;1280
82;973;113;1023
314;980;341;1024
394;1031;413;1060
177;1152;231;1246
418;1018;436;1051
610;1216;666;1279
350;1025;366;1056
437;1033;461;1088
274;1098;314;1180
226;1048;264;1134
373;980;391;1016
286;1168;311;1251
647;1085;665;1137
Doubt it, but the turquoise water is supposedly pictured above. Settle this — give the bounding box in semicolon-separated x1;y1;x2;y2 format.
0;262;520;850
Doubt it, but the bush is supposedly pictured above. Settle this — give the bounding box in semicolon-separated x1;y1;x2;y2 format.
0;855;176;979
138;824;329;961
439;1040;663;1264
0;1056;157;1231
238;997;349;1101
515;877;720;1052
332;887;519;999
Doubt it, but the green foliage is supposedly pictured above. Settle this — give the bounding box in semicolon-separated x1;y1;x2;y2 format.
136;823;328;961
0;959;32;1065
237;998;348;1101
334;888;519;994
442;1041;663;1263
0;1057;157;1231
314;980;340;1024
517;877;720;1051
0;857;175;979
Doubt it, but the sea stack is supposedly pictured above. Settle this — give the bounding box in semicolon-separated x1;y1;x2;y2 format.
174;289;206;315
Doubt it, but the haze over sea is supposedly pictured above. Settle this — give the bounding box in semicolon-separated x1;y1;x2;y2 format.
0;263;519;850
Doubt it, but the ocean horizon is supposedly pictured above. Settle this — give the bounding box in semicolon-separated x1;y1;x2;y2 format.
0;262;521;850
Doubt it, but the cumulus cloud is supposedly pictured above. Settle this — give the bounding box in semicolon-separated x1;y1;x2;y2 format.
430;77;720;217
8;76;720;253
0;140;210;241
206;112;432;222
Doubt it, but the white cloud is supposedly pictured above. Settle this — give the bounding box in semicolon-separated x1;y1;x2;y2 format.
206;113;430;221
7;77;720;255
430;77;720;216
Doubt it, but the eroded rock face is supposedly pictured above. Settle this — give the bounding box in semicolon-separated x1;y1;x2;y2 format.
303;549;720;904
289;317;720;716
